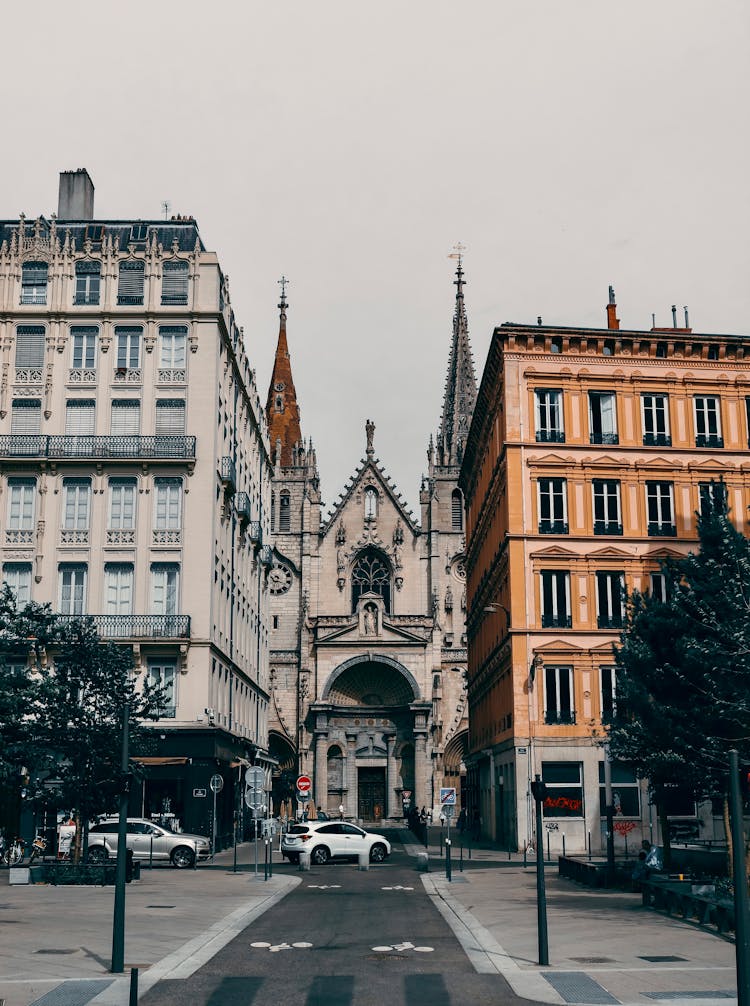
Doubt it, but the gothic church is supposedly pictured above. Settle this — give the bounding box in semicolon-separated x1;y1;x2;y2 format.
265;263;476;821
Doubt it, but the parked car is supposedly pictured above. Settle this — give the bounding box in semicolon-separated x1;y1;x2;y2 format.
281;821;391;865
87;818;210;868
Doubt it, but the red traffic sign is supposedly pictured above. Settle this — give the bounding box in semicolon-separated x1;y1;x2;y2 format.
296;775;312;794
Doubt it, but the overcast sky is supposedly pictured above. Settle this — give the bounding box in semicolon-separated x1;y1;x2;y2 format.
2;1;748;516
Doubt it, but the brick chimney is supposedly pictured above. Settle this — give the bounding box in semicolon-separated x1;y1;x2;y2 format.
606;285;620;330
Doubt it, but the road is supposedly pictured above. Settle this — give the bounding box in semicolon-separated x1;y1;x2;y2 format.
140;832;538;1006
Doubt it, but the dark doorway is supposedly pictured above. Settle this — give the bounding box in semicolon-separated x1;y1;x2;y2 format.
358;767;385;821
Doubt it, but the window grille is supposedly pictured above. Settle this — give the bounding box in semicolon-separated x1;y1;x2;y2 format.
117;261;145;305
110;400;140;436
65;400;96;436
155;399;186;435
11;399;41;435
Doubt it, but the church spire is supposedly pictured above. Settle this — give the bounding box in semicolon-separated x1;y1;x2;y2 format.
436;249;477;467
266;277;303;466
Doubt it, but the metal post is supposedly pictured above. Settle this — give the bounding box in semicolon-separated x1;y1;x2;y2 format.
233;811;237;874
729;751;750;1006
149;835;153;870
264;839;268;881
211;787;217;862
129;967;139;1006
268;830;273;878
587;831;592;861
460;841;464;872
562;834;566;857
254;823;258;879
445;839;452;882
111;702;130;974
546;829;551;863
532;775;549;966
603;749;616;884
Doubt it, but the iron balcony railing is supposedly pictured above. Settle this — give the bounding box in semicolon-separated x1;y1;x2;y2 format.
0;435;196;460
544;710;577;726
235;491;251;525
220;456;236;492
57;614;191;639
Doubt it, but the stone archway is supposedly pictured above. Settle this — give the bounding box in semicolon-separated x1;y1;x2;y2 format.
321;654;421;704
268;731;297;816
443;729;468;808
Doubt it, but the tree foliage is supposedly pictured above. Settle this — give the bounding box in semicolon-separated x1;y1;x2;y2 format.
608;483;750;800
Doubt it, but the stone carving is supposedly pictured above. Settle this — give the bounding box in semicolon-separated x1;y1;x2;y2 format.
363;603;377;635
445;586;453;612
365;418;375;455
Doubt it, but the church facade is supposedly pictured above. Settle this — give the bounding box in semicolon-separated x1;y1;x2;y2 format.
265;265;476;821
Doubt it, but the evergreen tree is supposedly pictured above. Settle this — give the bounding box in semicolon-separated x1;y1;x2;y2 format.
608;482;750;865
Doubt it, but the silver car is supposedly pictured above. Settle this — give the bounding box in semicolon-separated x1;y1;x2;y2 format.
87;817;210;868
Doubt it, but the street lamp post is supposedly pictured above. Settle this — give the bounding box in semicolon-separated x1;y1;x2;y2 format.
530;774;549;966
111;701;130;974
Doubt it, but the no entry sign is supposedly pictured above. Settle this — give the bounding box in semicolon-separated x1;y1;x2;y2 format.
296;775;312;794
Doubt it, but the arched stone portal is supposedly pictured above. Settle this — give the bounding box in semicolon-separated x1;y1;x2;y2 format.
311;656;430;822
443;729;468;809
268;731;297;818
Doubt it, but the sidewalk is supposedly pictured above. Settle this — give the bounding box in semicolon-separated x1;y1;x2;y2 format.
404;833;738;1006
0;843;298;1006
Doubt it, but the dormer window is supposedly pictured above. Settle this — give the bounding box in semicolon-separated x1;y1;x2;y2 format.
364;487;378;520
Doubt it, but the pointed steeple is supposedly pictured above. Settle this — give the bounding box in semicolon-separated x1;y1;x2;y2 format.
266;277;303;466
436;251;477;467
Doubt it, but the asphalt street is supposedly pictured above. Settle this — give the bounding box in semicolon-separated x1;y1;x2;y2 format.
139;834;539;1006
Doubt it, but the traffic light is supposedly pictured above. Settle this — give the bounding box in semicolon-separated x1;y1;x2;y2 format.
530;777;548;803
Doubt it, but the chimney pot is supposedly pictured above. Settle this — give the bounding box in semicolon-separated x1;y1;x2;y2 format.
57;169;94;220
606;286;620;330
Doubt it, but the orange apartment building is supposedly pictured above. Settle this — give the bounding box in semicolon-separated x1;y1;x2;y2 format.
460;291;750;853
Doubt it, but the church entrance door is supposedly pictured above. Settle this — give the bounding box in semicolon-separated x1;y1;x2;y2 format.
357;767;385;821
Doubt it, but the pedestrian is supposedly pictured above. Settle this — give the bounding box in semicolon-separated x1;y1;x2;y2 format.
457;808;467;834
338;803;344;820
419;806;427;823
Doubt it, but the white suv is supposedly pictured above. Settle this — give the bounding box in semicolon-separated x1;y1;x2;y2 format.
87;818;210;868
281;821;391;865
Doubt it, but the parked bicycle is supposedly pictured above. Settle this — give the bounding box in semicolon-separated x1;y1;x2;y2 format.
2;836;25;865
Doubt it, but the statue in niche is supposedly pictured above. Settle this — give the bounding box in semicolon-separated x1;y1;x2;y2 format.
337;546;346;573
363;603;377;635
335;522;346;546
445;585;453;611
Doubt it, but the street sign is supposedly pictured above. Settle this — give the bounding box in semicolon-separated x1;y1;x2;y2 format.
210;774;224;793
245;766;264;789
439;787;456;806
296;775;312;794
296;792;310;802
193;788;207;798
402;790;412;800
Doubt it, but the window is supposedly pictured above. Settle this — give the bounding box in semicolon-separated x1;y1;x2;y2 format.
105;563;134;614
698;480;727;516
543;667;575;725
62;478;91;530
693;396;723;448
109;478;136;530
20;261;47;305
540;570;571;628
154;478;182;529
155;399;185;435
11;399;41;435
649;572;668;603
159;326;187;369
148;661;176;718
364;487;378;520
596;571;625;628
7;479;36;530
537;478;567;534
542;762;583;816
535;389;564;443
115;326;141;370
74;261;100;305
588;392;618;445
599;761;640;818
58;564;87;616
71;326;97;370
641;393;671;446
646;481;676;536
351;547;391;612
451;489;463;531
2;563;32;605
151;564;179;615
118;261;144;305
270;492;276;532
15;326;45;368
592;480;622;535
110;400;140;436
599;666;617;722
161;260;189;305
278;491;291;532
65;399;95;436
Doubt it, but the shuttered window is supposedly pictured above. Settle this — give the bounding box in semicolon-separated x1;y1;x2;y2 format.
11;400;42;435
159;326;187;368
65;400;95;435
151;564;179;615
110;400;140;435
105;563;134;614
71;326;97;369
21;262;48;304
155;399;186;435
15;326;45;367
74;261;101;305
59;564;87;616
161;261;189;305
117;261;145;305
115;326;141;369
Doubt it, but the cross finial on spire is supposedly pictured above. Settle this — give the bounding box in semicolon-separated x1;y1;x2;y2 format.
449;242;466;296
278;275;289;310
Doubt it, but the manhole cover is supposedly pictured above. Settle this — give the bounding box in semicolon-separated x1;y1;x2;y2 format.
639;955;687;963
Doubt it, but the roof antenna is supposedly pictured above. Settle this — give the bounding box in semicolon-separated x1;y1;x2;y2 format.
162;200;171;220
652;313;656;328
671;304;677;328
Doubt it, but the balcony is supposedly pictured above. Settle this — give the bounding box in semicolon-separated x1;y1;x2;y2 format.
259;544;273;567
590;433;619;445
220;456;236;493
593;521;623;536
544;710;576;726
235;492;251;526
247;521;262;546
643;433;672;447
0;435;196;461
535;430;565;444
538;520;568;535
695;434;723;449
648;522;677;537
597;615;624;629
57;613;190;639
541;614;572;629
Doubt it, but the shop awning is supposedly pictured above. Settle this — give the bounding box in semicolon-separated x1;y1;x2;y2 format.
131;756;190;766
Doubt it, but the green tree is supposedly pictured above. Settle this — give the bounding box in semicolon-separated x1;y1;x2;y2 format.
608;482;750;868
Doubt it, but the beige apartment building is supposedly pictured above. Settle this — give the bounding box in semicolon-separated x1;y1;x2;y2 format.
460;291;749;853
0;171;272;842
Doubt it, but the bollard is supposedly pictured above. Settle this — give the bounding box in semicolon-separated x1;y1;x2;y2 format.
523;844;527;868
358;849;369;872
508;848;511;861
299;849;311;872
264;840;268;881
562;834;566;858
149;837;153;870
129;967;138;1006
459;842;463;872
588;831;592;862
416;851;429;873
445;839;452;882
269;836;273;878
546;830;551;863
